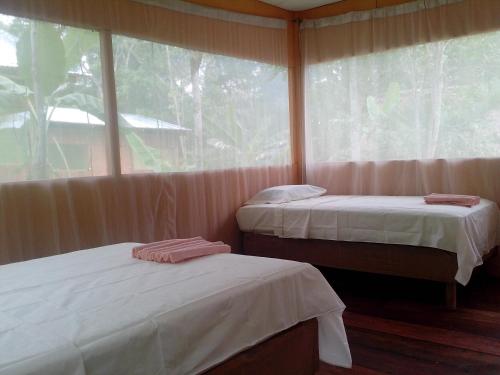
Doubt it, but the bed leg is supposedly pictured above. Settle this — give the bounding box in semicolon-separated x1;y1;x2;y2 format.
445;282;457;310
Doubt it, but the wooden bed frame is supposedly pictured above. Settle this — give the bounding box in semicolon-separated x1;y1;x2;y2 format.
204;318;319;375
242;232;498;310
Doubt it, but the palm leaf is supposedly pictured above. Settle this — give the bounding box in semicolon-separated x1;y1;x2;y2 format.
0;75;30;115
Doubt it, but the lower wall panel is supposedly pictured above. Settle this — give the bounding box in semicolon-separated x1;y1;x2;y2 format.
0;165;292;264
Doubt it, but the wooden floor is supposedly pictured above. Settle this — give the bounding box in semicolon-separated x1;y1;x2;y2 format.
317;268;500;375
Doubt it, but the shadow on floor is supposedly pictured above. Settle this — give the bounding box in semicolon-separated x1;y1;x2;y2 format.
316;268;500;375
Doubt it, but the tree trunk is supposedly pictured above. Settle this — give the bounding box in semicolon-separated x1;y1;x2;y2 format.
428;41;448;158
348;57;361;160
190;52;203;168
410;49;423;159
30;21;48;179
166;46;186;165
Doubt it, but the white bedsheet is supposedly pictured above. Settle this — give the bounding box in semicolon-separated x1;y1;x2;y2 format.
237;195;499;285
0;243;351;375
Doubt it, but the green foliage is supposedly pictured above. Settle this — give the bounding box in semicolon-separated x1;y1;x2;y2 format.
54;92;104;117
125;131;172;172
382;82;400;114
16;22;66;97
0;16;103;182
307;30;500;162
2;16;290;180
0;128;28;164
63;28;99;72
0;75;30;115
112;35;290;172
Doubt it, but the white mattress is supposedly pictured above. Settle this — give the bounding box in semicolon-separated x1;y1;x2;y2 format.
0;243;351;375
237;195;499;285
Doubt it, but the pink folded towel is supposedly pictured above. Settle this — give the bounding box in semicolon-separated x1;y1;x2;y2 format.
132;237;203;257
132;237;231;263
424;193;480;207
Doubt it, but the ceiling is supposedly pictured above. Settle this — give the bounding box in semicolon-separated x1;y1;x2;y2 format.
259;0;341;11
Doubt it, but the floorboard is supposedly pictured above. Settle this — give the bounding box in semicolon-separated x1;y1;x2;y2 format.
316;268;500;374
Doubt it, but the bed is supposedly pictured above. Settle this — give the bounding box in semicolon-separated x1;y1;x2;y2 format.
0;243;351;375
237;195;499;309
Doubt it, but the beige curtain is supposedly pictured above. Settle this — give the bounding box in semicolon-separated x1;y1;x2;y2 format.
302;0;500;208
302;0;500;63
308;159;500;205
0;166;292;264
0;0;287;66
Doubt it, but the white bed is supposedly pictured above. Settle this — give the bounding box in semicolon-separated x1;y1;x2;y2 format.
237;195;499;285
0;243;351;375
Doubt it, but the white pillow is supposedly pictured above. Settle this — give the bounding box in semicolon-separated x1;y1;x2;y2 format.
245;185;327;205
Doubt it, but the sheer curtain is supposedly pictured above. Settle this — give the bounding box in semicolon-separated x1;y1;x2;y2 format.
0;0;293;263
0;0;290;181
302;0;500;206
113;34;290;174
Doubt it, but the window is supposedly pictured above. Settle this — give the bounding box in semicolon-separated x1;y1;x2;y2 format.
0;14;107;182
305;31;500;163
112;35;290;173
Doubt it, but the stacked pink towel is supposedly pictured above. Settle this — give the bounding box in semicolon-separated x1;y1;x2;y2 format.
133;237;231;263
424;193;480;207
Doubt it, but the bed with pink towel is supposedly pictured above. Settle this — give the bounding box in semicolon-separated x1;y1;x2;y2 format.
0;242;351;375
424;193;481;207
237;195;499;285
